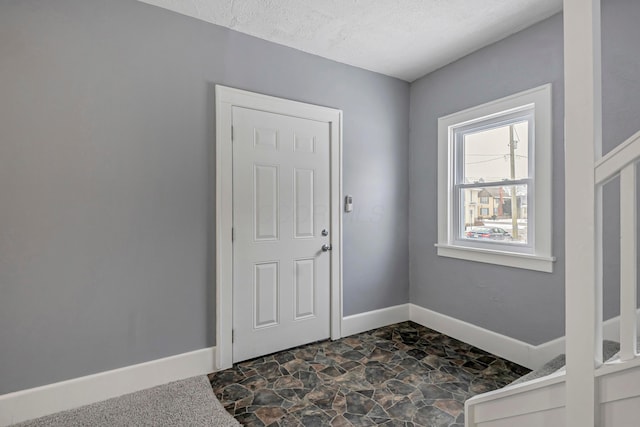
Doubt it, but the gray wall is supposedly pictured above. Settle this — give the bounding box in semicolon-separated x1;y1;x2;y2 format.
0;0;409;394
409;14;566;345
603;0;640;152
409;1;640;346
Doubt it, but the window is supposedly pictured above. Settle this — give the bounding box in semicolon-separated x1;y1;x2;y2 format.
458;114;531;244
436;85;555;272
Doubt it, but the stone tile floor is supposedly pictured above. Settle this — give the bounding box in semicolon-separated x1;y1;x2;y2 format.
209;322;529;426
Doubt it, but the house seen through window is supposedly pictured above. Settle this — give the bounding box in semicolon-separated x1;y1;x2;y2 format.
436;84;555;272
457;114;531;246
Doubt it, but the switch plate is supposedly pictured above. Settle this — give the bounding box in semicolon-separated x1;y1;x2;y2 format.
345;195;353;212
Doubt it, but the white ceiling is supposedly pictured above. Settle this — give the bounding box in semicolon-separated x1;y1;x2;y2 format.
138;0;562;82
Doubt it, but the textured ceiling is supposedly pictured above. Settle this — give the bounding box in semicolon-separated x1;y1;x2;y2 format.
137;0;562;82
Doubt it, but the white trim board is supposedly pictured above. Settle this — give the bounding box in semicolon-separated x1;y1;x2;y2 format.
6;305;635;425
340;303;539;368
436;84;555;272
333;302;639;371
409;304;640;370
341;304;410;337
215;85;343;369
409;304;540;369
0;347;216;426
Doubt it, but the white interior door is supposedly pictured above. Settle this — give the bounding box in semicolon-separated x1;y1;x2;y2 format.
232;106;331;362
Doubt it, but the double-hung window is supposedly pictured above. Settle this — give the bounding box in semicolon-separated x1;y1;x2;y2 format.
436;84;555;272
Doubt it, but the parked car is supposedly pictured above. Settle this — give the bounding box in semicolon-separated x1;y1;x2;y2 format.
465;227;512;240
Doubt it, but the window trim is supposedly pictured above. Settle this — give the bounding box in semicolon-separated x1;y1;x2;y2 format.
436;84;556;272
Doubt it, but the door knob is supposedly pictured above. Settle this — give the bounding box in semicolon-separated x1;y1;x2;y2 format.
321;244;332;252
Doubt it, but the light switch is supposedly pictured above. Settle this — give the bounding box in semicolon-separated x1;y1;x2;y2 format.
345;195;353;212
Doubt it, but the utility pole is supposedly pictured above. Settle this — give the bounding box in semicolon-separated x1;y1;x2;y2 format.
509;125;519;240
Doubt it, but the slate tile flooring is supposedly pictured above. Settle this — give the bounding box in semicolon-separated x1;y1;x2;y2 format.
209;321;529;426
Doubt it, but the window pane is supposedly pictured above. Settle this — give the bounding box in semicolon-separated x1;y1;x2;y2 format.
463;121;529;183
460;184;528;244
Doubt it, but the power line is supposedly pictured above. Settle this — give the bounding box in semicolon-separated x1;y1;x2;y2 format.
465;156;504;164
465;155;527;165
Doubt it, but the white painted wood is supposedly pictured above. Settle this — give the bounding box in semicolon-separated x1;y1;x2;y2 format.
341;304;410;337
563;0;603;425
436;84;554;271
0;347;216;426
216;85;343;366
472;374;566;424
435;244;555;272
600;396;640;427
411;303;640;371
466;399;476;427
294;259;315;319
216;89;235;371
294;168;315;238
330;111;344;341
253;165;279;241
598;362;640;425
597;355;640;377
465;372;566;427
467;361;640;427
597;362;640;426
619;163;638;361
475;407;564;427
466;371;566;406
233;106;331;362
253;262;279;328
347;298;627;374
595;129;640;185
409;304;537;369
597;361;640;404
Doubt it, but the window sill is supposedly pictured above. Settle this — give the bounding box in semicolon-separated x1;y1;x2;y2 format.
435;243;556;272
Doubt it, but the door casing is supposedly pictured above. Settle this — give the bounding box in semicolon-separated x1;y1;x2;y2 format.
215;85;343;370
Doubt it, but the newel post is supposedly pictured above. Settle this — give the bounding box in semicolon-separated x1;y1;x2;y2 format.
563;0;603;425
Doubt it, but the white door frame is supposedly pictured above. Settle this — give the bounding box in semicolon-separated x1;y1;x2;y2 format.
215;85;343;370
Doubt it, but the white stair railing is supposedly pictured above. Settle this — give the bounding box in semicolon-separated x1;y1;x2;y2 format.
595;130;640;363
464;0;640;423
619;162;638;362
464;129;640;427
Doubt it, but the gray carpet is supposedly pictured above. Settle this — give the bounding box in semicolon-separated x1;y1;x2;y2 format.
509;340;621;386
12;376;239;427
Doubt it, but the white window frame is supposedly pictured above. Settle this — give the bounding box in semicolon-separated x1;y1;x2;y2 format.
452;109;535;254
436;84;556;272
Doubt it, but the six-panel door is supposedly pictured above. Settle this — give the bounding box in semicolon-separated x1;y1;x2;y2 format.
232;106;331;362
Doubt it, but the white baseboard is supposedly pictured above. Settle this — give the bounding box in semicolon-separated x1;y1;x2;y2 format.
410;304;640;370
343;303;550;369
342;303;410;337
0;347;216;426
3;305;635;425
533;308;640;369
409;304;539;369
